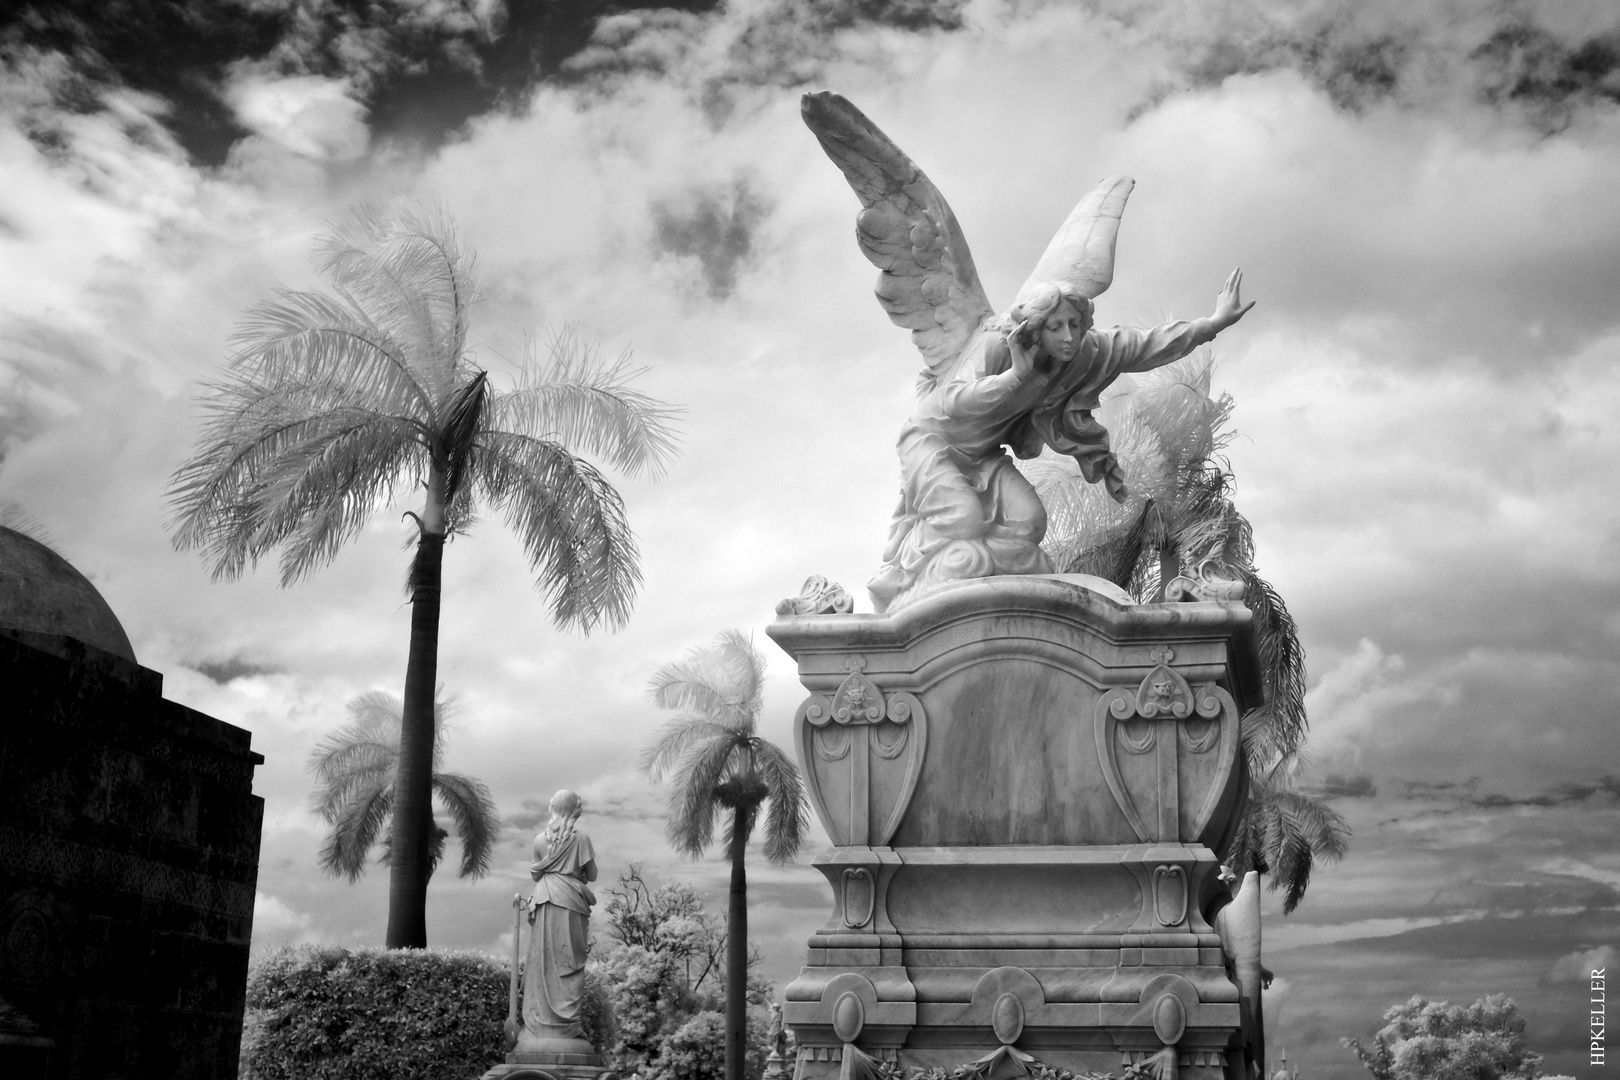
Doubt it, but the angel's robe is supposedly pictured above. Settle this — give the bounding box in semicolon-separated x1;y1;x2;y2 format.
523;828;596;1038
875;316;1218;605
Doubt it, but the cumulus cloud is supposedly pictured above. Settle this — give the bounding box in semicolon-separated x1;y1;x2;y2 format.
253;890;313;936
223;70;370;160
1548;943;1616;982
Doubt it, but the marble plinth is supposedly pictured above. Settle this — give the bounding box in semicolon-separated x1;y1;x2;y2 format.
766;575;1264;1079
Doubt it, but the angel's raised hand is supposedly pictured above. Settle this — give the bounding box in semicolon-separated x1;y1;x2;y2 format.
1007;320;1037;380
1211;267;1256;330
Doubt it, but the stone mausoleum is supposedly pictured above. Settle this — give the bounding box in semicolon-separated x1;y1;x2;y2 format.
0;526;263;1079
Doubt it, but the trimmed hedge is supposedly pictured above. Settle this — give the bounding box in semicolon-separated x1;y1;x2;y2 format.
243;947;509;1080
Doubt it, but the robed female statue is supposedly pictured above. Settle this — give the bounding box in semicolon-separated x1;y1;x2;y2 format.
521;789;597;1044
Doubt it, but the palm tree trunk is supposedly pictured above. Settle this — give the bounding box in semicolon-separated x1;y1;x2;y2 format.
726;805;751;1080
1155;539;1178;602
386;468;447;949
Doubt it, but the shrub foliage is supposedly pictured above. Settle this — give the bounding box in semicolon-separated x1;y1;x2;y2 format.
1344;994;1573;1080
243;947;509;1080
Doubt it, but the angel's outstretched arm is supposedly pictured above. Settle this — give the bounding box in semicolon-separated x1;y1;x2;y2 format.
1102;268;1256;376
1210;268;1256;331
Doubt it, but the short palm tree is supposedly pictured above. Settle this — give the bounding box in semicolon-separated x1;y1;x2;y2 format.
641;630;809;1080
1024;351;1346;912
168;200;678;947
309;691;499;883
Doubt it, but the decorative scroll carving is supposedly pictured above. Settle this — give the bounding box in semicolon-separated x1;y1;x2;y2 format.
776;574;855;616
797;656;928;846
1095;656;1240;843
1164;556;1246;603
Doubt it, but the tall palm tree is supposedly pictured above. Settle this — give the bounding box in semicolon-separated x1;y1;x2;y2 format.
1023;351;1345;912
641;630;808;1080
309;691;499;883
168;201;678;947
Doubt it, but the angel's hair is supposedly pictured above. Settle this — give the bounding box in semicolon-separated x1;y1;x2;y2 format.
997;281;1093;342
544;789;582;841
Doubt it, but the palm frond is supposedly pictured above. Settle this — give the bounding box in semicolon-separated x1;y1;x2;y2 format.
473;429;641;633
664;734;741;858
647;630;764;729
228;289;436;417
320;780;393;882
169;400;421;584
490;328;681;481
310;690;452;823
318;200;476;404
431;771;501;879
1232;776;1351;914
1240;567;1308;764
640;717;737;781
442;370;489;506
308;705;399;821
753;739;809;865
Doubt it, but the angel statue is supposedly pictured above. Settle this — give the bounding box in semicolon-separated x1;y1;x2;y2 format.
802;91;1256;613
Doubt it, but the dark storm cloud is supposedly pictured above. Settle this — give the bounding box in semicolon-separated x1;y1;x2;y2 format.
561;0;964;102
1134;0;1620;125
1474;19;1620;133
0;0;728;164
1315;773;1377;798
650;178;769;299
191;654;284;684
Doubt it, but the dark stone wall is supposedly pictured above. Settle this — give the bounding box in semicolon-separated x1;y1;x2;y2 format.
0;630;263;1080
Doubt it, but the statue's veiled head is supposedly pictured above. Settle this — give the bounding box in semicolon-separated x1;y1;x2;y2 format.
1010;281;1093;364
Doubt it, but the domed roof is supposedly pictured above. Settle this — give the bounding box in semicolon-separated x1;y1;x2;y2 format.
0;526;136;662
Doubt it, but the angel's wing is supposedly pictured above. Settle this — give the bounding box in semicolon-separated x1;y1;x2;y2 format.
801;91;995;375
1013;176;1135;308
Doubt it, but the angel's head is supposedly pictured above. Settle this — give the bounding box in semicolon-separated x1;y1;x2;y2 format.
1011;281;1093;364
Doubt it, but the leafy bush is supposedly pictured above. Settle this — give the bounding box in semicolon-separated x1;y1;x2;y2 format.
243;946;509;1080
1344;994;1569;1080
592;869;775;1080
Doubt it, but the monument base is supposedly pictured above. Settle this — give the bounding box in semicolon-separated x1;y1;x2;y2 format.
477;1033;608;1080
767;575;1265;1080
477;1065;610;1080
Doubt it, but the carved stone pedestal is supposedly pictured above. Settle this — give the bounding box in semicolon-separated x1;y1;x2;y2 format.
766;575;1264;1080
477;1044;608;1080
476;1029;608;1079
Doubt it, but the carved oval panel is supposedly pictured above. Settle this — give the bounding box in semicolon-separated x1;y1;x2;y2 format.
1152;991;1187;1045
3;909;51;982
832;990;865;1043
1153;864;1188;927
841;868;874;928
991;992;1025;1045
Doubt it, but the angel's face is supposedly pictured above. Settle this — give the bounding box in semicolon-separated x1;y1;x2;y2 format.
1039;300;1090;363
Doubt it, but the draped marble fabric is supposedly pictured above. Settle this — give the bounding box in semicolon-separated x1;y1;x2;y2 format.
523;829;596;1037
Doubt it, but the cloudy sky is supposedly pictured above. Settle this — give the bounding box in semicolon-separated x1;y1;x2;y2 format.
3;0;1618;1075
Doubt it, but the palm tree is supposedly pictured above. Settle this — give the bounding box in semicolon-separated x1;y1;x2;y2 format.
1023;351;1346;912
641;630;809;1080
168;200;678;947
309;691;499;884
